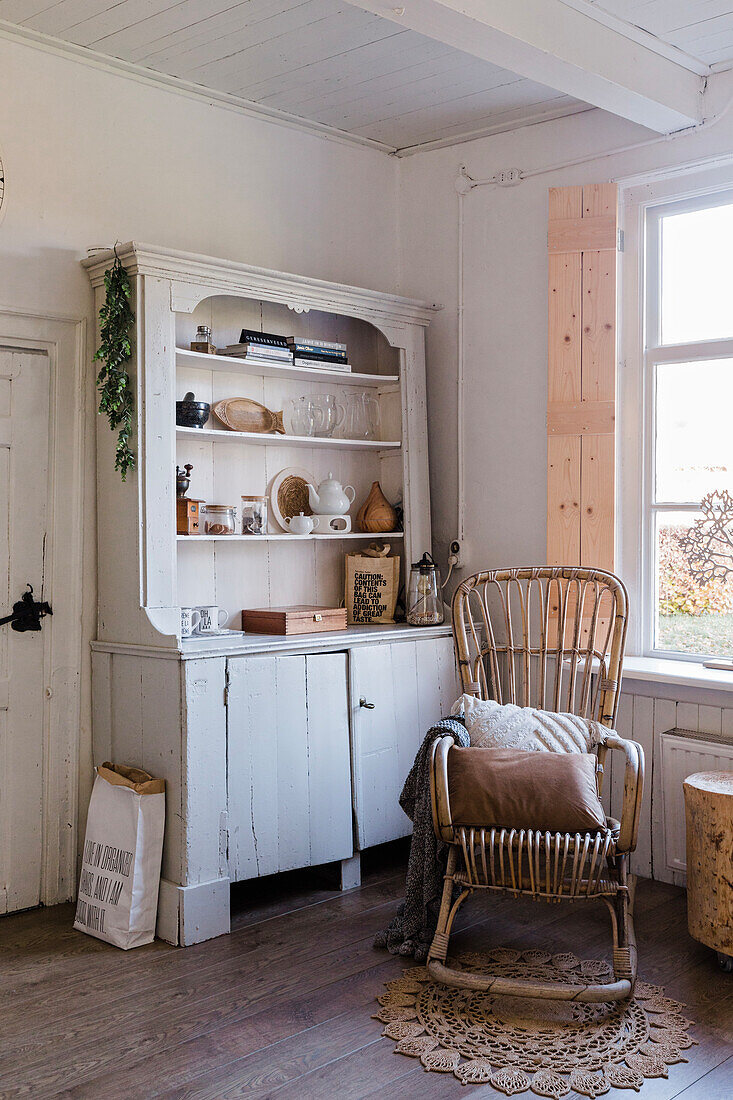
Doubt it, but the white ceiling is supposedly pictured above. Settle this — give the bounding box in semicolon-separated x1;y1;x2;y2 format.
1;0;731;152
588;1;733;66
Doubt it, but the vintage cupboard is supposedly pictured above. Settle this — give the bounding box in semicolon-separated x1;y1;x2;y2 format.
84;244;456;945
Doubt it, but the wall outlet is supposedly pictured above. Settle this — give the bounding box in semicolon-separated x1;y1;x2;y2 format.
449;539;464;570
496;168;522;187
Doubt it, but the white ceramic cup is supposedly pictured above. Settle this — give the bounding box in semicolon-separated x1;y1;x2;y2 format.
180;608;202;638
195;606;228;634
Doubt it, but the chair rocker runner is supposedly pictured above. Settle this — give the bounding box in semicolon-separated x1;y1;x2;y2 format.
428;566;644;1003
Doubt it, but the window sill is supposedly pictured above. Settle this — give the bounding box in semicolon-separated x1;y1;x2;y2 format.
623;656;733;695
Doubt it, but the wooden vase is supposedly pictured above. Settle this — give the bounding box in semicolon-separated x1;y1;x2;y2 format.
356;481;398;533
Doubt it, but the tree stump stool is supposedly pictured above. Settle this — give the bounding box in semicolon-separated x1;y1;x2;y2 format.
684;771;733;972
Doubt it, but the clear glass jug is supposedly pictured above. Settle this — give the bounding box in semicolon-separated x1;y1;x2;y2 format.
343;392;380;440
406;552;444;626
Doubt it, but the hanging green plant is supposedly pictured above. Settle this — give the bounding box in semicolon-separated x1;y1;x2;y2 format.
94;247;135;480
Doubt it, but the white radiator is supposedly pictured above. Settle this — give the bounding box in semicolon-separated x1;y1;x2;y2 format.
661;729;733;874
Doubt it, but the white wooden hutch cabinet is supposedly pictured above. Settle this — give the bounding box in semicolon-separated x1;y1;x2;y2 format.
83;244;456;946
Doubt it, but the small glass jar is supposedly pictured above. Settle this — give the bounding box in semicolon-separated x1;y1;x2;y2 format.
191;324;215;354
407;552;444;626
203;504;236;535
241;495;268;535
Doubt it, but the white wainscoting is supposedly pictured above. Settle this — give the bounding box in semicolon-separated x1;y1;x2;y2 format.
612;688;733;886
661;732;733;877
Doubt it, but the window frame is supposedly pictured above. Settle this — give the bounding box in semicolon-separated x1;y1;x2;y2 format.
642;190;733;662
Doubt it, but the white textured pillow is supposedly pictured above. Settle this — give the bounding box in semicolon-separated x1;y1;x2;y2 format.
451;695;606;753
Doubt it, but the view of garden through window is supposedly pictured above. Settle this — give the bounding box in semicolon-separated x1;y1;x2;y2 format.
654;203;733;656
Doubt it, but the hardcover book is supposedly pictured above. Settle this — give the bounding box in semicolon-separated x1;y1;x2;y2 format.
291;349;350;365
289;344;348;360
293;357;351;372
286;337;347;352
219;344;292;360
239;329;290;348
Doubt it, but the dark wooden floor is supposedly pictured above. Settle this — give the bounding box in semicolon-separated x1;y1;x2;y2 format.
1;845;731;1099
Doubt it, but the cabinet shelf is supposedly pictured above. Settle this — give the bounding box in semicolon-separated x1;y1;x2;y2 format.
176;426;401;450
177;532;405;542
176;348;399;387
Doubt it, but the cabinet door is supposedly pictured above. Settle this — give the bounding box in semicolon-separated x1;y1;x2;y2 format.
350;636;458;850
227;652;353;882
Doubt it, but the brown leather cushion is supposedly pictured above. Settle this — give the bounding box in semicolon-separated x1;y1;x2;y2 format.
447;746;607;833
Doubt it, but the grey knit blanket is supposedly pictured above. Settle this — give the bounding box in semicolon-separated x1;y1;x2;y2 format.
374;715;469;961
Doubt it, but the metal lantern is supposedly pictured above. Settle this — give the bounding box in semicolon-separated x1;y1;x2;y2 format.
407;551;444;626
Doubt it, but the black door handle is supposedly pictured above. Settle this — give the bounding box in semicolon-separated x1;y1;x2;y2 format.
0;585;52;632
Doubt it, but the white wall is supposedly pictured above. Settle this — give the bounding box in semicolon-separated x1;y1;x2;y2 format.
0;34;400;856
398;88;733;885
398;75;733;586
6;29;733;882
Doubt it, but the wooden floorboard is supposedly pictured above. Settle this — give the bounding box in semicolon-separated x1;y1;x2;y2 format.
0;857;730;1100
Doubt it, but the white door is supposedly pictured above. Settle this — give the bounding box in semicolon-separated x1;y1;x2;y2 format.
350;636;458;850
226;652;353;882
0;348;51;913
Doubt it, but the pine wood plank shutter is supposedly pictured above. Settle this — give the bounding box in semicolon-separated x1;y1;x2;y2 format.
547;183;619;573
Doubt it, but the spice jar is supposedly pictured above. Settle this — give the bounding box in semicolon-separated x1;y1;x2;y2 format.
203;504;236;535
406;552;444;626
241;495;268;535
190;325;216;355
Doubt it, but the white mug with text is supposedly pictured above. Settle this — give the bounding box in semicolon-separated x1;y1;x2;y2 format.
195;605;228;634
180;608;202;638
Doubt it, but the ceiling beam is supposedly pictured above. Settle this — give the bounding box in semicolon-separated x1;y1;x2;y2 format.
341;0;705;133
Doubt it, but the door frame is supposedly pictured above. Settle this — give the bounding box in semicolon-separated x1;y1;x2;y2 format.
0;306;86;907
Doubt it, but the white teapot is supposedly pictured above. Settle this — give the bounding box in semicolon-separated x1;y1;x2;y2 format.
284;512;315;535
307;472;356;515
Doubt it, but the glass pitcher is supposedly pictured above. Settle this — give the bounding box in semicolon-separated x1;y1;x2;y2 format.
343;392;381;440
304;393;344;438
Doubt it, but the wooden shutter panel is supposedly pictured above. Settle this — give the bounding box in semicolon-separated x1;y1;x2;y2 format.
547;183;619;573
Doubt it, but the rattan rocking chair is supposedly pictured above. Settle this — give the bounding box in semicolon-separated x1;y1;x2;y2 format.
428;566;644;1003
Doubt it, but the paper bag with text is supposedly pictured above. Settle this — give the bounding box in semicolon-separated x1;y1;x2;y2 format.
74;763;165;950
345;544;400;625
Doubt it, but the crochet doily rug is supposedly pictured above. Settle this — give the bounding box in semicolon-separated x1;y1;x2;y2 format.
373;949;697;1095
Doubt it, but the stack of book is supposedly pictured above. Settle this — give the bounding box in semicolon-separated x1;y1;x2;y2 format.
216;330;351;374
286;337;351;373
218;330;292;364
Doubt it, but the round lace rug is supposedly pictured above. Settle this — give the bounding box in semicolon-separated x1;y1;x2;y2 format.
373;949;697;1095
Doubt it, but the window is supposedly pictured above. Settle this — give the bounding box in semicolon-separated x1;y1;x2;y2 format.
644;194;733;660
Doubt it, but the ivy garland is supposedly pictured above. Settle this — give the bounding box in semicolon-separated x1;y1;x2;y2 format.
94;248;135;480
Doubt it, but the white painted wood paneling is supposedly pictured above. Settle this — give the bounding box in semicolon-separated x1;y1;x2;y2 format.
91;651;185;885
630;694;654;878
588;0;733;65
349;635;457;849
0;350;50;914
661;730;733;873
607;689;733;885
651;697;678;882
226;651;353;882
2;0;589;149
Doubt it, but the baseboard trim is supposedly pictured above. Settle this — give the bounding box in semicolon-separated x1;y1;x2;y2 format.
157;877;231;946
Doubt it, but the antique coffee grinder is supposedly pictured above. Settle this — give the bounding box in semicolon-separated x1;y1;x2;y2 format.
176;464;204;535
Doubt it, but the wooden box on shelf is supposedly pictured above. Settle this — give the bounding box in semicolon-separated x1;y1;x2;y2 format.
242;605;347;636
177;498;204;535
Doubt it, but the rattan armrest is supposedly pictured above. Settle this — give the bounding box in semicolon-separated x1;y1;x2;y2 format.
603;733;645;853
429;734;456;842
